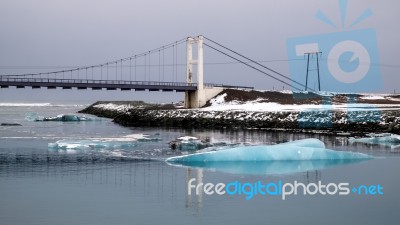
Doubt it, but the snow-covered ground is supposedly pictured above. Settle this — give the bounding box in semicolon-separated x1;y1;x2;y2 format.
81;90;400;134
202;92;400;112
93;103;135;112
202;102;400;112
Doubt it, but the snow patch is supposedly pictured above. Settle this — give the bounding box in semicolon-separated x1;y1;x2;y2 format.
209;93;227;106
360;96;385;100
93;103;135;112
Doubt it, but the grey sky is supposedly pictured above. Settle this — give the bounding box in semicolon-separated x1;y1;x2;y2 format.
0;0;399;103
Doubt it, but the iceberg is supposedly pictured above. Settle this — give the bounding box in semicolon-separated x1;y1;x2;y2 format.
25;112;100;122
40;114;99;121
166;139;371;163
168;136;230;151
169;136;211;151
166;139;372;175
349;133;400;148
48;139;138;150
48;134;161;150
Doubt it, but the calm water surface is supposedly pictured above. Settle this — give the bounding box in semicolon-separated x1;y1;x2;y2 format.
0;104;399;225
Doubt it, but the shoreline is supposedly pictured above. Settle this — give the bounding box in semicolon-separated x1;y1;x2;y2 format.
79;103;400;136
78;89;400;136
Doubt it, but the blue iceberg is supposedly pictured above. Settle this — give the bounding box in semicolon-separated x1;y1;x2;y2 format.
166;139;372;175
166;139;371;162
349;133;400;148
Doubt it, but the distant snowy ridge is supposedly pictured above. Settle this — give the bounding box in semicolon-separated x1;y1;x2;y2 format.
0;103;88;107
0;103;52;107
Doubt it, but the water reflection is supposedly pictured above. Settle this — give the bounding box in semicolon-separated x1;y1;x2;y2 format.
168;159;370;175
0;158;181;203
185;168;204;210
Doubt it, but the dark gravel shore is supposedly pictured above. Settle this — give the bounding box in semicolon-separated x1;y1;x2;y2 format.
79;90;400;135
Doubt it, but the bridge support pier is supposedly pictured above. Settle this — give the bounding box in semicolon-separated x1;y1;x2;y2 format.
184;35;223;108
185;87;224;108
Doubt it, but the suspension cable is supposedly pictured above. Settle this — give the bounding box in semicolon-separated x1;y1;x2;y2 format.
204;36;312;91
1;38;186;78
203;43;302;91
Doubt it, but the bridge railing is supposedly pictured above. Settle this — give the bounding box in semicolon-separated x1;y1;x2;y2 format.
0;77;189;86
0;76;253;89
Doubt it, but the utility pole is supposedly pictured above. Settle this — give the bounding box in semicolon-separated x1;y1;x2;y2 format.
304;52;322;91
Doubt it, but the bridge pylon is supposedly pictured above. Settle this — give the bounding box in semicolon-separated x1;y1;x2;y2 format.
185;35;223;108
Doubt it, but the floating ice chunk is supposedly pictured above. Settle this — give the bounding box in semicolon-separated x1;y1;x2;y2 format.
25;112;43;122
99;134;161;142
349;133;400;148
169;136;212;151
26;113;100;122
166;139;372;175
169;136;231;151
166;139;371;163
177;136;198;141
41;114;99;121
48;139;139;150
48;134;161;150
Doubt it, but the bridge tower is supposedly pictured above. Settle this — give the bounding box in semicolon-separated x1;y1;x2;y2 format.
185;35;223;108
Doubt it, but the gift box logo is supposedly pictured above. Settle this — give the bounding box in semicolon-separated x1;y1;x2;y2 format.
286;0;382;93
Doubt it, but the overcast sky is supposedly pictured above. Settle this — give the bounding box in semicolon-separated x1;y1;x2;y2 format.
0;0;399;103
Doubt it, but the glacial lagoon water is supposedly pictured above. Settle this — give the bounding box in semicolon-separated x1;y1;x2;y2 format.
1;103;400;225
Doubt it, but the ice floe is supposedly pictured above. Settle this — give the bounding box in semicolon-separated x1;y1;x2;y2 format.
48;134;161;150
166;139;372;175
349;133;400;148
169;136;229;151
166;139;371;162
26;113;99;122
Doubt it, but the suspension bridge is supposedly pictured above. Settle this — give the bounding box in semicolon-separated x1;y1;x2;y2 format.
0;35;311;108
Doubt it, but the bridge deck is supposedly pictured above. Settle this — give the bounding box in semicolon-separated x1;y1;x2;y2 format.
0;78;253;91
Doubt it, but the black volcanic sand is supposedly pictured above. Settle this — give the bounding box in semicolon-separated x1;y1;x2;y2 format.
79;90;400;135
